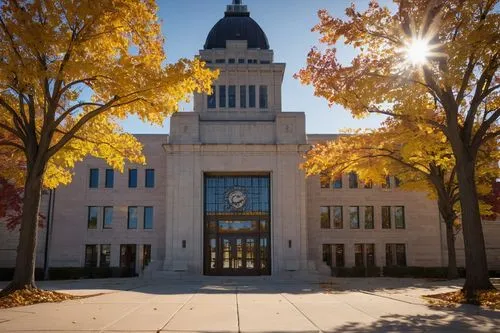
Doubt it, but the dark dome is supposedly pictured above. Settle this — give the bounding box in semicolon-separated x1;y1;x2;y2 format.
204;12;269;50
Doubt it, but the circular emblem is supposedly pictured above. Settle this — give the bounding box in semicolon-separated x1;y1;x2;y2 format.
227;189;247;209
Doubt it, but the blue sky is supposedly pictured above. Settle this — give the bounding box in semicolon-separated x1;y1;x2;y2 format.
121;0;392;134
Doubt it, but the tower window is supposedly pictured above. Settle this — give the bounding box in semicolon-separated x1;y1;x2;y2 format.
219;85;226;108
249;85;256;108
228;85;236;108
259;85;268;109
89;168;99;188
228;58;235;64
207;85;216;109
238;58;245;64
260;60;270;64
215;59;225;64
240;85;246;108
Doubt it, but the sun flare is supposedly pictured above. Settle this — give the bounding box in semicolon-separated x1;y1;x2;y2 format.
406;38;431;66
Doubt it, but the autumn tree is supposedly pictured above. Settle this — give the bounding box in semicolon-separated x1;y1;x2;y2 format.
303;119;498;279
0;0;217;294
297;0;499;295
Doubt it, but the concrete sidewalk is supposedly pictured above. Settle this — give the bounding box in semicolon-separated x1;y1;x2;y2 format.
0;277;498;332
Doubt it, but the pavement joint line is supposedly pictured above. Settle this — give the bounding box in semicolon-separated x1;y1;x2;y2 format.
98;288;159;333
279;292;323;333
355;289;431;306
156;287;198;333
236;286;241;333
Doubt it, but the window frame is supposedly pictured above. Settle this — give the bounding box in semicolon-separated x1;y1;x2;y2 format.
104;169;114;188
395;206;406;229
228;85;236;108
145;169;155;188
207;85;216;109
127;206;138;229
100;244;111;268
364;206;374;229
382;206;392;229
240;85;246;108
332;206;343;229
128;169;138;188
348;172;358;189
84;244;98;268
259;85;268;109
143;206;154;230
349;206;360;229
87;206;98;229
89;168;99;188
219;85;226;108
320;206;330;229
249;85;256;108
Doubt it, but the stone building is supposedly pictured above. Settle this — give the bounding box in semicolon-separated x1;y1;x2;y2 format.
1;1;498;277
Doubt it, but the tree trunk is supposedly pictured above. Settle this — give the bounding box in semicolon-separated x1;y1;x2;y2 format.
455;154;493;295
0;172;43;295
444;220;459;279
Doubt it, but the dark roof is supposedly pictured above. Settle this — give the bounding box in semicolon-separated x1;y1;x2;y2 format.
204;12;269;50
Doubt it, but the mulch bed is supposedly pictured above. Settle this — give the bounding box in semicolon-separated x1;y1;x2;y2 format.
423;289;500;310
0;289;99;309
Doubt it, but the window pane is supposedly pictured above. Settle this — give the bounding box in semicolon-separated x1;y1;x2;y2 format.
129;169;137;188
89;169;99;188
395;206;405;229
354;244;364;266
382;206;391;229
143;244;151;269
228;85;236;108
365;206;374;229
103;207;113;229
88;207;98;229
363;180;373;189
382;175;391;189
228;58;235;64
240;85;246;108
144;207;153;229
320;206;330;229
259;85;268;109
85;245;97;268
386;244;393;266
333;206;343;229
249;85;256;108
120;244;136;270
105;169;114;188
219;85;226;108
207;85;216;108
348;172;358;188
366;244;375;267
322;244;332;266
396;244;407;266
320;172;330;188
100;244;111;267
128;207;138;229
238;58;245;64
335;244;345;267
349;206;359;229
145;169;155;188
395;177;401;187
333;175;342;189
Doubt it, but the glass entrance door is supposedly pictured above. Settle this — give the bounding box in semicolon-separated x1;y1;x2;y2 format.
220;235;258;275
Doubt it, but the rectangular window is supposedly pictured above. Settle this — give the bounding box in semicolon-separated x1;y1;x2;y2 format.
260;60;270;64
145;169;155;188
87;206;98;229
207;85;216;109
348;172;358;188
320;172;330;188
238;58;245;64
394;177;402;187
333;175;342;189
249;85;256;108
228;85;236;108
103;206;113;229
120;244;137;271
320;206;330;229
322;244;332;266
366;244;375;267
144;206;153;229
128;206;138;229
240;85;246;108
364;206;374;229
395;206;405;229
259;85;268;109
143;244;152;269
334;244;345;267
105;169;114;188
363;180;373;189
349;206;360;229
128;169;137;188
382;206;391;229
228;58;235;64
85;245;98;268
215;59;225;64
354;244;364;266
386;243;406;266
100;244;111;267
89;168;99;188
333;206;343;229
219;85;226;108
382;175;391;189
